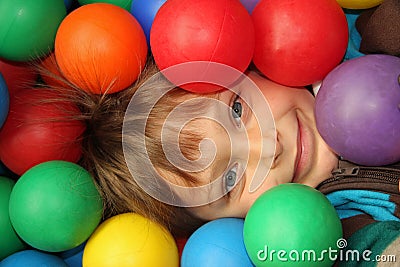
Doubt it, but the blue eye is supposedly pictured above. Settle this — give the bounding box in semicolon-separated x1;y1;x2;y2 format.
224;165;238;193
231;95;243;127
231;96;242;119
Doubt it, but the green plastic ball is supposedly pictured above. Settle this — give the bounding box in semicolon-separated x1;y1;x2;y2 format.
78;0;133;11
0;176;26;260
243;183;342;267
0;0;66;62
9;161;103;252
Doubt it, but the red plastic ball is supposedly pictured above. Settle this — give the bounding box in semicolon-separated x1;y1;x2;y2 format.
0;89;85;175
55;3;148;94
150;0;255;93
40;53;68;88
252;0;348;86
0;59;37;96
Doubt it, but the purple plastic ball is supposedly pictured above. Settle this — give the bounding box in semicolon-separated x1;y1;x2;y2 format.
315;54;400;166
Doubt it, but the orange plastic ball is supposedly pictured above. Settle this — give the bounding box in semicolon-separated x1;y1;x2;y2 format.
55;3;147;94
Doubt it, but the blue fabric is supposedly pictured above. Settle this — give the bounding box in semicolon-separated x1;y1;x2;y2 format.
343;9;365;61
326;190;399;222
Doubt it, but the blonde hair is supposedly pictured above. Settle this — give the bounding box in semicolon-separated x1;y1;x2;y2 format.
37;56;214;236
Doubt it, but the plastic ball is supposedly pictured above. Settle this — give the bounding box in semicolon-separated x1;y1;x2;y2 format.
59;242;85;267
130;0;167;46
0;74;9;129
55;3;148;94
40;53;69;88
8;161;103;252
176;236;188;260
336;0;383;9
240;0;260;13
78;0;132;11
181;218;254;267
83;213;179;267
252;0;348;86
243;183;342;267
343;10;365;61
0;59;37;96
0;89;85;175
0;0;66;62
150;0;255;93
64;0;75;10
315;54;400;166
0;177;26;260
0;250;68;267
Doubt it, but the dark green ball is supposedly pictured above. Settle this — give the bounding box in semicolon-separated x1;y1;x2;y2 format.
78;0;133;11
0;0;66;61
0;176;26;260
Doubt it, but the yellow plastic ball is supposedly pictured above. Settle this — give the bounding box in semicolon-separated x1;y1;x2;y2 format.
336;0;383;9
82;213;179;267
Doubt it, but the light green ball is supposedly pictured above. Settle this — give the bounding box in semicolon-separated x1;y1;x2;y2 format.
0;176;26;260
78;0;133;11
9;161;103;252
243;183;342;267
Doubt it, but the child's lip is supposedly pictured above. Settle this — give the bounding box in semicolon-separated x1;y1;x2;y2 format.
293;115;310;182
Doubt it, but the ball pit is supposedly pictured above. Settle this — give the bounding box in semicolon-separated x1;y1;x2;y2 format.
0;89;85;175
83;213;179;267
0;176;26;261
0;250;68;267
252;0;348;87
0;0;66;62
315;54;400;166
0;0;398;266
181;218;254;267
150;0;254;93
8;160;103;252
243;183;342;267
55;3;148;94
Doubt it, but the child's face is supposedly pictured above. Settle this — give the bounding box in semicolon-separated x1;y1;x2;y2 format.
186;71;338;220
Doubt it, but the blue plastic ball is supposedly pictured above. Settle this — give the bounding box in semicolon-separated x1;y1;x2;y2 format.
0;73;9;129
0;250;68;267
240;0;260;13
130;0;167;46
181;218;254;267
64;0;74;10
59;242;85;267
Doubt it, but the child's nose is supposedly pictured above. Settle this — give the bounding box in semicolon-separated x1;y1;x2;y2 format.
259;131;277;160
274;132;283;160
